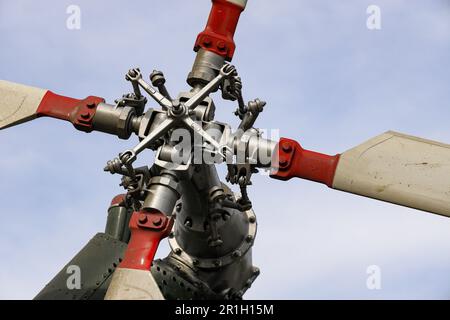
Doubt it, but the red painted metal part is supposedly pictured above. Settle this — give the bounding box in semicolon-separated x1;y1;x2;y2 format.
270;138;341;187
110;194;126;207
36;90;104;132
119;210;174;271
194;0;246;61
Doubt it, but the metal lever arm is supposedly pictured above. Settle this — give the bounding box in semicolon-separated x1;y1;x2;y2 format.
126;69;173;110
120;117;175;165
184;64;237;110
182;116;230;159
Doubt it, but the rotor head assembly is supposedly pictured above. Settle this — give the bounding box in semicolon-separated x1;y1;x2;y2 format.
1;0;449;301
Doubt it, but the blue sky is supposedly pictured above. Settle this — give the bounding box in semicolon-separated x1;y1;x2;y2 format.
0;0;450;299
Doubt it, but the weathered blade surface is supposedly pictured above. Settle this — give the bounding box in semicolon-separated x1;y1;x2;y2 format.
104;268;165;300
103;211;172;300
1;80;105;132
0;80;47;129
332;131;450;217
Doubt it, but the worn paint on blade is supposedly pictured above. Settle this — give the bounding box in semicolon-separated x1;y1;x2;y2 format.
0;80;47;129
333;131;450;217
104;268;164;300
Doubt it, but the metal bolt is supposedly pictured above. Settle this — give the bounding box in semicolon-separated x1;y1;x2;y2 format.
281;142;292;153
153;217;163;226
171;99;184;116
128;69;138;77
246;235;254;243
232;250;242;258
150;70;165;86
184;218;193;228
193;259;199;266
214;260;222;267
203;37;212;47
174;248;182;255
248;216;256;223
138;213;148;224
217;41;226;51
279;156;289;168
172;99;180;108
80;112;90;119
169;232;174;239
176;203;182;212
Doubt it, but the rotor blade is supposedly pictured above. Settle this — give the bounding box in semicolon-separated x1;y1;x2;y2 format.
0;80;104;131
104;268;164;300
194;0;248;61
0;80;46;129
270;131;450;217
332;131;450;217
34;232;127;300
104;210;173;300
